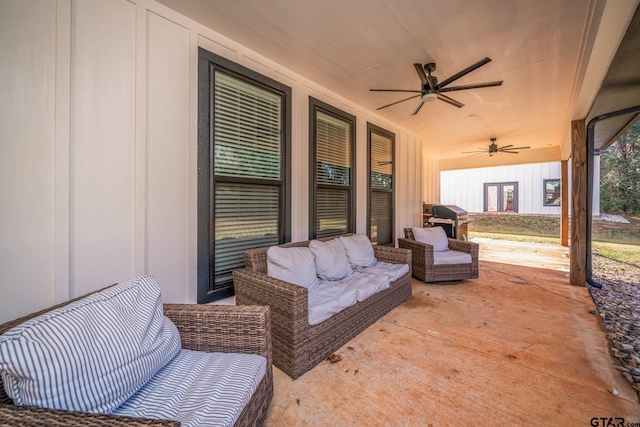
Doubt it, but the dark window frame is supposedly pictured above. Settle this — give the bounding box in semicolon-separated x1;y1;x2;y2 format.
197;47;291;303
543;178;561;206
308;97;356;239
367;123;395;246
483;181;519;213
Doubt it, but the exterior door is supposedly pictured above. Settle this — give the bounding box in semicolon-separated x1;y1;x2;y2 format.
484;182;518;212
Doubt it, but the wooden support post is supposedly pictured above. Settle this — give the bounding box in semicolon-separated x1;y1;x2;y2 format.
570;120;587;286
561;159;569;247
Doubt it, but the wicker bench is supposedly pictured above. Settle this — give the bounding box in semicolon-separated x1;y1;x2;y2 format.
233;235;412;379
0;287;273;427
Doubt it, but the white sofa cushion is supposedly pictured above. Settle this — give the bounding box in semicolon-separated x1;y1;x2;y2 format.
309;238;352;281
0;276;181;413
357;261;410;283
337;271;390;302
412;226;450;252
308;282;358;325
113;349;266;427
433;250;473;265
267;246;318;290
339;234;377;268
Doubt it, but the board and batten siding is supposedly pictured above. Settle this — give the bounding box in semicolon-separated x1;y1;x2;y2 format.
440;162;564;214
0;0;431;323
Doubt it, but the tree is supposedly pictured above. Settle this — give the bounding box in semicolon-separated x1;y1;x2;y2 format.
600;121;640;216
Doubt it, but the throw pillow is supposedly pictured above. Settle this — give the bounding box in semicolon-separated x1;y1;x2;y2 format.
267;246;318;290
412;226;450;252
339;234;377;268
309;238;353;281
0;275;181;414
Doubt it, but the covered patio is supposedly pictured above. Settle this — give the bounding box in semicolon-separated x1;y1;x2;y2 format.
265;249;638;425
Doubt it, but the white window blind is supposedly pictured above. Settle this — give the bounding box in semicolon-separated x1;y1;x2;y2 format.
214;183;280;288
212;70;284;290
371;191;391;244
316;111;351;186
214;72;281;179
371;132;392;189
313;108;353;238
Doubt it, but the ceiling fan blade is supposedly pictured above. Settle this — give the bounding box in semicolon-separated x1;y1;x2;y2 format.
499;150;519;154
370;89;422;93
501;146;530;150
376;94;421;110
414;63;429;86
438;81;503;93
411;99;425;115
438;57;492;89
465;152;488;157
437;93;464;108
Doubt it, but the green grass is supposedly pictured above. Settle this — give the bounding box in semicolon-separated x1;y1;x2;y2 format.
469;231;640;265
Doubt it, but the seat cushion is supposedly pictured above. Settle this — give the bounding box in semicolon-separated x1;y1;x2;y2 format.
337;271;390;302
0;276;181;413
308;282;358;325
339;234;377;268
433;250;473;265
412;226;449;252
357;261;410;283
309;238;352;281
113;349;266;427
267;246;318;290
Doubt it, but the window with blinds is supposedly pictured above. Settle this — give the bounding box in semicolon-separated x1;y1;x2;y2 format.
198;48;290;303
368;124;395;245
310;99;355;239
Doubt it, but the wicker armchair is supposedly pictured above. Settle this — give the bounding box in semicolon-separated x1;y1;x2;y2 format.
0;293;273;427
398;227;479;283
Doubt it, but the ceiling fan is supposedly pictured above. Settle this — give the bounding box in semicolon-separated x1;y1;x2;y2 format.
370;57;503;115
462;138;531;156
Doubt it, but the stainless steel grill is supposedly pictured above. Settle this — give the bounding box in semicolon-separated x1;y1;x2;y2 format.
423;204;471;240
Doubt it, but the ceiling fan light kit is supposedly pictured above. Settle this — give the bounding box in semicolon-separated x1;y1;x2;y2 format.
370;57;503;115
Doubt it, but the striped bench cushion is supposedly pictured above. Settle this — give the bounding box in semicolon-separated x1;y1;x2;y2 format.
0;276;181;413
308;282;358;325
113;349;266;427
336;270;389;302
356;261;410;283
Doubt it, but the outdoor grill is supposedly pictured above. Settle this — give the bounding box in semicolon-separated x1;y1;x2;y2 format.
423;204;471;240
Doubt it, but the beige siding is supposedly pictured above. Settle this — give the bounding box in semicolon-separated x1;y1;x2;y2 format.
0;0;57;322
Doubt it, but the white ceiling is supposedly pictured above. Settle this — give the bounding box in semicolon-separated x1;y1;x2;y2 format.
158;0;638;162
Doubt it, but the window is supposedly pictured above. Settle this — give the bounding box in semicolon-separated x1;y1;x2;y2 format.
197;48;291;303
367;123;395;245
309;98;355;239
484;182;518;212
543;179;561;206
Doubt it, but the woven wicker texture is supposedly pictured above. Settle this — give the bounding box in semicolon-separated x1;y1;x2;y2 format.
234;235;412;379
0;291;273;427
398;228;479;283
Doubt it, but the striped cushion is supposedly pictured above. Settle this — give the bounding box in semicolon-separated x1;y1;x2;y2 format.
113;349;266;427
308;282;358;325
356;261;410;283
337;271;389;302
0;276;181;413
434;250;472;265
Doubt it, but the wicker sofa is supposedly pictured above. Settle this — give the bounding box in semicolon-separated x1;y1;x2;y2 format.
0;278;273;427
233;234;412;379
398;227;479;283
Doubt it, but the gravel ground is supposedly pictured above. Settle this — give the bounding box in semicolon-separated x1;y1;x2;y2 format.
589;254;640;400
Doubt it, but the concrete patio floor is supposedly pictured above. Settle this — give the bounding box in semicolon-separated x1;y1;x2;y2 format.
264;242;639;425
